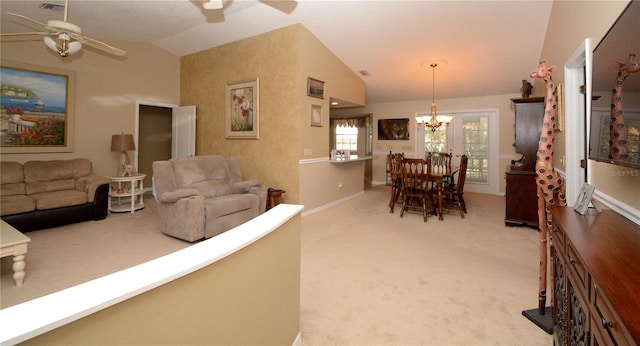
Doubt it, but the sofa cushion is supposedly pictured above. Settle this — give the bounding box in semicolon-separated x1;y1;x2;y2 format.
31;190;88;210
171;155;231;188
204;194;259;219
0;195;35;216
189;180;232;199
1;161;26;196
24;159;92;195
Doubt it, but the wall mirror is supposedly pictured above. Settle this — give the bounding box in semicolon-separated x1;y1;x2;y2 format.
589;0;640;169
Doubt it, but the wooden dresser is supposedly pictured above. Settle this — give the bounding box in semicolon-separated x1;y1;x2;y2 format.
551;206;640;345
505;97;543;228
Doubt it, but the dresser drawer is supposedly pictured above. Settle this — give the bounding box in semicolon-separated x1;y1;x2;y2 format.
567;243;587;288
551;223;565;255
593;285;633;346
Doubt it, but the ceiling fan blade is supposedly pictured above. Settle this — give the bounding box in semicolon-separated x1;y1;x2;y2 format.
7;12;49;28
72;33;127;57
260;0;297;14
0;31;50;37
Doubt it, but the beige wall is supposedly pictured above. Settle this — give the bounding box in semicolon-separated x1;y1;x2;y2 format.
181;24;365;208
539;0;639;210
332;93;521;194
0;41;180;177
21;212;302;346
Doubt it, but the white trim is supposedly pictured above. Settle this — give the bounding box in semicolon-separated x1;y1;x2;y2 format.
0;204;304;345
564;38;592;204
301;191;364;217
299;157;329;165
292;332;302;346
592;190;640;226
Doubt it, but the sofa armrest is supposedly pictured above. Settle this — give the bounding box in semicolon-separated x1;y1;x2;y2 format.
159;188;200;203
233;180;261;194
76;175;112;203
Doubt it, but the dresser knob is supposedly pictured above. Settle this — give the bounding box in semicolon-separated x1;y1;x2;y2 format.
602;318;613;329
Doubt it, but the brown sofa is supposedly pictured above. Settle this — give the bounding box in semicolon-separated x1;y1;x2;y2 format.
152;155;268;242
1;159;111;232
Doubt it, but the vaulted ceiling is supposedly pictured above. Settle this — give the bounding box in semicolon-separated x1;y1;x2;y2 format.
1;0;555;106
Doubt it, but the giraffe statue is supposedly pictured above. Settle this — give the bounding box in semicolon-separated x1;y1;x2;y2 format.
530;61;566;315
609;53;640;162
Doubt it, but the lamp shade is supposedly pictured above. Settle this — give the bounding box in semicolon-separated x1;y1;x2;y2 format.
111;134;136;152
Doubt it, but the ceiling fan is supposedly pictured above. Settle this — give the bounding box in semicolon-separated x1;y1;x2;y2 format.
0;0;126;57
202;0;298;14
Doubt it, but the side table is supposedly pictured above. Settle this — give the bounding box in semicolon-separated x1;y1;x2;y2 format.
109;173;147;213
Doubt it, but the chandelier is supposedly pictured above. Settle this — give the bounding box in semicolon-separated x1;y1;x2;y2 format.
416;62;453;132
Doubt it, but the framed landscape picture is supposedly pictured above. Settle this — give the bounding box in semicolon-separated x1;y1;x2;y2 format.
226;77;259;139
0;60;75;153
307;77;325;99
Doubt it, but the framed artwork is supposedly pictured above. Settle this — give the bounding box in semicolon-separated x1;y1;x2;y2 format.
0;60;75;153
310;104;323;127
378;118;410;140
226;77;259;139
573;182;595;215
307;77;325;99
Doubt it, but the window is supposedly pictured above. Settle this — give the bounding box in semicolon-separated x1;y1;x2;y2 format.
424;125;448;154
461;116;489;183
335;125;358;152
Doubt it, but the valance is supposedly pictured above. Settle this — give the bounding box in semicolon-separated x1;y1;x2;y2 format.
330;117;371;128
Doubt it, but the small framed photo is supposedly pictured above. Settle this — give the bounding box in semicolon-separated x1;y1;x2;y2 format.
310;104;323;127
573;182;595;215
307;77;325;99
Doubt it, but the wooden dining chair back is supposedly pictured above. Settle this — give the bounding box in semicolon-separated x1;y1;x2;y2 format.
399;158;430;222
426;152;452;175
387;153;404;213
439;155;468;217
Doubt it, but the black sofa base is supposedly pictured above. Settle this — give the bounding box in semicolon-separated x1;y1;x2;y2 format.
1;184;109;232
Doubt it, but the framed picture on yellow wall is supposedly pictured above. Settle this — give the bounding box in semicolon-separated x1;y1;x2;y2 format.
226;77;259;139
307;77;325;99
310;104;323;127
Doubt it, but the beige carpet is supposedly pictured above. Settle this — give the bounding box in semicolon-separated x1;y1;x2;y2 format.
1;186;552;345
299;186;552;345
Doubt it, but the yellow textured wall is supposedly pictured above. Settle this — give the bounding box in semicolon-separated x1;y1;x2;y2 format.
0;41;180;177
181;25;302;203
181;24;364;207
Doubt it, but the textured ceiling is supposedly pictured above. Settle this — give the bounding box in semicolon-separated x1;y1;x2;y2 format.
1;0;556;106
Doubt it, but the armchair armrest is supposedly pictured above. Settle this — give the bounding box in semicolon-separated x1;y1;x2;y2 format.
232;180;261;194
76;175;112;202
159;188;200;203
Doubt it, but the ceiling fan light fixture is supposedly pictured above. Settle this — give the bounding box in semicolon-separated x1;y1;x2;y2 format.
43;36;59;51
43;35;81;57
203;0;223;10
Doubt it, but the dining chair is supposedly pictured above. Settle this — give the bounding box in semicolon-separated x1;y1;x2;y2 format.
433;155;468;218
426;152;453;189
387;153;404;213
399;158;430;222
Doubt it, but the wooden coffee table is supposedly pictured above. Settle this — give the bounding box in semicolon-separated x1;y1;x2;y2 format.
1;220;30;287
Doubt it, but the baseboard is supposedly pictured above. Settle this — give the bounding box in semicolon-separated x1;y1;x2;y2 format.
301;191;364;217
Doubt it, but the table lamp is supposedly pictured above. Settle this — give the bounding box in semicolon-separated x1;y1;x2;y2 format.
111;134;136;176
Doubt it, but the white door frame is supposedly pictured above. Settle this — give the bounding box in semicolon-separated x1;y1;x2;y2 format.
564;38;592;204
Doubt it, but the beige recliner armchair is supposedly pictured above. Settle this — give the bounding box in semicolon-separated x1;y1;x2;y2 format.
152;155;268;242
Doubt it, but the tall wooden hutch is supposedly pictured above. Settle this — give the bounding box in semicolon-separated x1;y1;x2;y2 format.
505;97;544;228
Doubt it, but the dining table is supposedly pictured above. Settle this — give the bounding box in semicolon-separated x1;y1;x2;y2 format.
389;165;452;221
